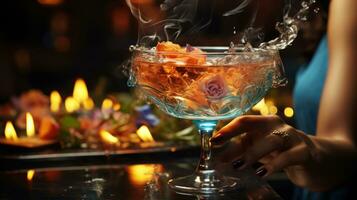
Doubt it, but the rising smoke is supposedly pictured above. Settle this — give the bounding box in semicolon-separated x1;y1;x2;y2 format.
126;0;317;49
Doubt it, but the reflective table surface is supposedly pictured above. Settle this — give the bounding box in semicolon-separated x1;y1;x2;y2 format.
0;156;282;200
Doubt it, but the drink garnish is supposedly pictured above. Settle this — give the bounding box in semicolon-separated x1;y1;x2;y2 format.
156;42;206;65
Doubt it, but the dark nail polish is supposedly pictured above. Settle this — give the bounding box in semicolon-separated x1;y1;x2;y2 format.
255;168;267;177
232;159;245;169
210;136;223;144
252;162;263;170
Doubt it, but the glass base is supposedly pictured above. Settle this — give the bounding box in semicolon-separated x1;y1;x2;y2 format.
168;171;239;194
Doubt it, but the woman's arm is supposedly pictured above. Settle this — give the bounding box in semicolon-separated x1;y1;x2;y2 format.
318;0;357;143
211;0;357;192
303;0;357;190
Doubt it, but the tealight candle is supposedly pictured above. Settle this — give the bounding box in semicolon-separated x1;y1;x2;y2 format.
50;90;62;113
73;78;89;104
26;112;35;137
0;119;56;148
4;121;18;141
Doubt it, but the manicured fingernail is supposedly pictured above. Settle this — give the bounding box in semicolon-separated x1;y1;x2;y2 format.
232;159;245;169
210;134;223;143
252;162;263;170
255;167;267;177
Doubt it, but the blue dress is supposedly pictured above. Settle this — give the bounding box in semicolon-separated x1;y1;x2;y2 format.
293;35;328;136
292;36;357;199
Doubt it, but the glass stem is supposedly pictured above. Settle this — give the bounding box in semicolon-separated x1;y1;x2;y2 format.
194;120;218;172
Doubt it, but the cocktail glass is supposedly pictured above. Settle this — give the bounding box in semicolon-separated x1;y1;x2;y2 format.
129;46;286;194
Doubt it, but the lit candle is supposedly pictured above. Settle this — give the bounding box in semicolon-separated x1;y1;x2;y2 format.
65;97;80;113
73;78;89;104
83;98;95;110
136;125;155;142
4;121;18;141
99;130;119;145
113;103;121;111
1;120;57;148
50;90;62;112
102;98;113;110
26;112;35;137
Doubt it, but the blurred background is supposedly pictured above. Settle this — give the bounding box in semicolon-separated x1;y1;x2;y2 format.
0;1;328;198
0;0;138;102
0;0;328;130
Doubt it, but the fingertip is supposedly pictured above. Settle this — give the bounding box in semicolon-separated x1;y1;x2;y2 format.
232;159;245;169
210;136;224;144
258;165;275;178
255;167;268;177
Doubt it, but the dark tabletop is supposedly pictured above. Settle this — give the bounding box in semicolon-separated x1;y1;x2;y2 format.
0;147;282;200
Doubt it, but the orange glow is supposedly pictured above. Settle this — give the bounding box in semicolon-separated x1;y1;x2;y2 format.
101;98;113;110
54;36;70;52
136;125;155;142
26;113;35;137
127;164;163;185
5;121;18;140
269;105;278;115
73;79;89;104
65;97;80;113
100;130;119;144
37;0;63;6
44;171;61;182
50;91;62;112
128;0;154;5
27;170;35;181
51;12;68;34
113;103;121;111
112;8;130;35
83;98;95;111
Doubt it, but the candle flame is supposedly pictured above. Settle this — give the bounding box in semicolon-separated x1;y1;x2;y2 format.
137;125;155;142
27;170;35;181
65;97;80;113
5;121;18;140
83;98;95;110
26;112;35;137
99;130;119;144
102;98;113;110
73;78;89;104
113;103;121;111
50;90;62;112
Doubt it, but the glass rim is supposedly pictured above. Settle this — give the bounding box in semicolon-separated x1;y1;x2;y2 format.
133;46;280;55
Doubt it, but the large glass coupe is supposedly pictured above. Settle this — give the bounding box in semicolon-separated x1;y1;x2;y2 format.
130;46;286;194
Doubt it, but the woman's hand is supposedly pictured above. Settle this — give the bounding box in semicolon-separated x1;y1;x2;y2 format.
210;115;356;191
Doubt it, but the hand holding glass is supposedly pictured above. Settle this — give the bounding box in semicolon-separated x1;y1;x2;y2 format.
130;46;286;194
